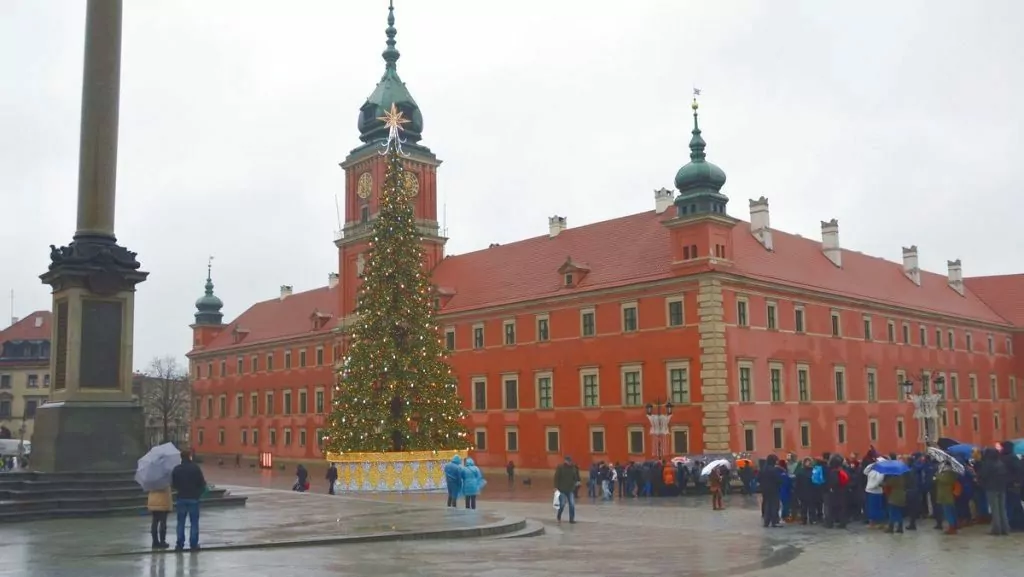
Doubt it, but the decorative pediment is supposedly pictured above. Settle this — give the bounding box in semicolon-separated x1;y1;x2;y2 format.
231;326;250;344
310;309;334;331
432;286;457;310
558;256;590;288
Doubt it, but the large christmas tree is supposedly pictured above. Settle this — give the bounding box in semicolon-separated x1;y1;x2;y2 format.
326;104;470;454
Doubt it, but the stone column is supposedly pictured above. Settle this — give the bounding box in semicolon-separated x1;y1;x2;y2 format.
33;0;148;473
697;278;731;453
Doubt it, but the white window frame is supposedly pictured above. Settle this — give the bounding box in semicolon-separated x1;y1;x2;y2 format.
503;319;516;346
471;377;487;411
863;315;873;341
834;366;846;402
535;314;550;342
621;364;643;407
535;371;554;410
738;360;754;403
670;426;690;454
896;417;905;440
950;373;960;400
799;421;811;448
887;320;896;343
580;307;596;337
627;426;645;455
501;373;520;410
736;296;749;327
315;386;325;414
589;426;606;454
768;362;784;403
472;323;485;349
545;426;561;453
766;301;778;330
868;418;879;442
743;424;757;452
580;368;600;408
621;301;639;333
836;420;847;445
771;421;784;450
866;368;878;403
830;309;841;337
474;427;487;451
666;295;685;327
444;327;456;350
797;363;811;402
666;360;691;404
794;304;805;333
505;426;519;452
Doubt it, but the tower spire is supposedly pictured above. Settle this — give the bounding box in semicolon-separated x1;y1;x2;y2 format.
194;255;224;326
689;89;707;162
205;255;215;295
382;0;400;72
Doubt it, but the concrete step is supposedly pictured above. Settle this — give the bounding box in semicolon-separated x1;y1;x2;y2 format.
0;488;233;512
0;485;149;501
0;494;248;523
490;519;546;539
0;478;141;492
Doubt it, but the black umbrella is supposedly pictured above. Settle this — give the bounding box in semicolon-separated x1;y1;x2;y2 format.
937;437;960;451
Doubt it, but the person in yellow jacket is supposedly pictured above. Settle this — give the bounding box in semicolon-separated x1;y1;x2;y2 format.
147;486;172;549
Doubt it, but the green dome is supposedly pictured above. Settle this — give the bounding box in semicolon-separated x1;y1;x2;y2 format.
674;101;727;194
195;292;223;312
357;2;423;145
194;268;224;326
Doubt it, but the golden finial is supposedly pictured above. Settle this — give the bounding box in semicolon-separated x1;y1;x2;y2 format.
692;87;701;111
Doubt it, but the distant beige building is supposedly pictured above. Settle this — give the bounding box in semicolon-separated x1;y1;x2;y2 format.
0;312;52;445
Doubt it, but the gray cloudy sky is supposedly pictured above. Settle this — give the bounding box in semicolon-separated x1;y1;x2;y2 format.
2;0;1023;369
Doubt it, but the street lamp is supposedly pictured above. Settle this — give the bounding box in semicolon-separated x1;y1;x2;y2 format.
645;398;674;460
901;371;945;446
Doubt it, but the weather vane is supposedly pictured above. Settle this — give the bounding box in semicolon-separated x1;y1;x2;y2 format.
692;87;701;110
377;102;410;156
207;255;214;275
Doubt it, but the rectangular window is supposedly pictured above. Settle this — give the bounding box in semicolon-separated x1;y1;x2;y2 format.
627;427;644;455
1;399;12;418
622;303;638;332
769;365;783;402
503;320;516;345
623;369;642;406
973;414;980;432
837;421;847;444
235;394;243;417
834;368;846;401
794;306;805;333
205;396;212;418
218;395;226;417
954;409;961;426
266;391;274;415
252;429;259;447
197;429;205;446
266;354;274;371
0;374;10;389
798;365;810;402
218;429;225;445
250;393;258;416
668;363;690;404
236;357;244;374
445;329;456;351
536;373;553;409
672;428;690;454
990;375;999;401
472;379;486;411
474;429;487;451
831;311;841;337
988;335;994;354
970;374;978;400
299;429;307;447
941;409;949;428
948;330;955;350
582;371;600;407
887;320;896;343
1011;376;1018;401
936;329;943;349
590;427;606;453
951;374;960;400
896;417;905;439
546;427;561;453
298;390;307;414
269;429;277;446
739;364;752;402
315;389;325;414
206;364;212;379
473;325;484;349
863;316;872;341
299;350;307;367
1007;337;1013;355
667;298;684;327
284;351;292;369
506;427;519;452
920;326;927;347
316;347;324;366
966;332;973;351
503;376;519;410
536;315;550;342
800;422;810;448
772;423;783;450
743;426;756;452
284;391;292;415
867;369;877;402
766;302;777;330
250;356;258;373
902;323;910;344
737;299;749;327
581;309;595;337
869;419;878;442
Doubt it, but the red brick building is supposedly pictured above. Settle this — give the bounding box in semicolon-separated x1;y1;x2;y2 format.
188;5;1024;469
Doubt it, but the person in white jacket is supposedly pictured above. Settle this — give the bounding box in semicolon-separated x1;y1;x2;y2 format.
864;459;887;527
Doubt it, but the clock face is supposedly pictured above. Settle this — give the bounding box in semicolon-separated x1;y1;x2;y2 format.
402;172;419;197
357;172;373;199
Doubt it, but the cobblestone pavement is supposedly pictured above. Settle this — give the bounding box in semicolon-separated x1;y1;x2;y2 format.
2;467;1021;577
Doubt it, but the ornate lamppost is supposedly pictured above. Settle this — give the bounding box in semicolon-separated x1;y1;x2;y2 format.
901;371;945;446
645;398;674;460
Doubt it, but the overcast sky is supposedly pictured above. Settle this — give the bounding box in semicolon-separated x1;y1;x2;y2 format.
2;0;1023;370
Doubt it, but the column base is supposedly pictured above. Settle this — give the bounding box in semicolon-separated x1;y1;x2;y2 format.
30;401;144;472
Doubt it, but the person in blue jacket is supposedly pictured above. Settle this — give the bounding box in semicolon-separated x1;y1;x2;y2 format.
461;457;485;510
443;455;463;508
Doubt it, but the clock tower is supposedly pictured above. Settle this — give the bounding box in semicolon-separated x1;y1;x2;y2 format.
336;1;445;317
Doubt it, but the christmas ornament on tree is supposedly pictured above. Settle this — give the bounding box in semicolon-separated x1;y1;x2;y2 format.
325;103;470;454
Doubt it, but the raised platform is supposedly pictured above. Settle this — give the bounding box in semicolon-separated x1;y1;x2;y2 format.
0;470;246;522
325;449;468;492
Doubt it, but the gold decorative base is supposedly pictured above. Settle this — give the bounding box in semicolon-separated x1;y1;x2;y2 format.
324;449;468;492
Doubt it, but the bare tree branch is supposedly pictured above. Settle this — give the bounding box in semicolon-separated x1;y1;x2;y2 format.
139;356;191;444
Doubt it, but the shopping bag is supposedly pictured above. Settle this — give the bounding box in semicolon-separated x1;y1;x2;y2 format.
552;489;561;509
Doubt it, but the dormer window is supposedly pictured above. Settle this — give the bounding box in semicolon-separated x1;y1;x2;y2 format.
558;256;590;288
231;327;250;344
564;273;574;287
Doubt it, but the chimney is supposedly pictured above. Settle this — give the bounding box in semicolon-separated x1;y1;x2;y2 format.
820;219;841;268
34;316;43;328
327;273;339;289
749;196;773;251
279;285;293;300
654;188;674;214
9;317;17;327
947;259;964;296
902;246;920;286
548;215;567;238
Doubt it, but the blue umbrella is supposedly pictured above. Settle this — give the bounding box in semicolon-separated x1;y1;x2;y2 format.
872;459;910;476
947;444;976;459
1009;439;1024;456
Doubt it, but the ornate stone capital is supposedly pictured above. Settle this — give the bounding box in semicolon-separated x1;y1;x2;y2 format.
40;234;148;295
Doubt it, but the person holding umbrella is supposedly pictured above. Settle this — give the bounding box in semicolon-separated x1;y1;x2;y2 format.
135;443;182;549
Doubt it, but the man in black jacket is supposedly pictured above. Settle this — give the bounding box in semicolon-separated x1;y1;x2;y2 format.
171;450;207;551
759;454;782;528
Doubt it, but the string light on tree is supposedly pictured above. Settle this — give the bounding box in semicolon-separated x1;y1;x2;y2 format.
325;103;469;454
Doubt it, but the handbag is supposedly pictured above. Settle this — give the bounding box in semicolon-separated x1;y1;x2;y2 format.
552;489;562;509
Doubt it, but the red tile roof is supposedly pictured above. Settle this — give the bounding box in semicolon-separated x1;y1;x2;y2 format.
198;286;338;353
200;209;1014;353
0;311;52;343
964;274;1024;327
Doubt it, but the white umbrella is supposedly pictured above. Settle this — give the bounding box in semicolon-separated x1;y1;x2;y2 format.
135;443;181;491
700;458;730;477
927;446;965;475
